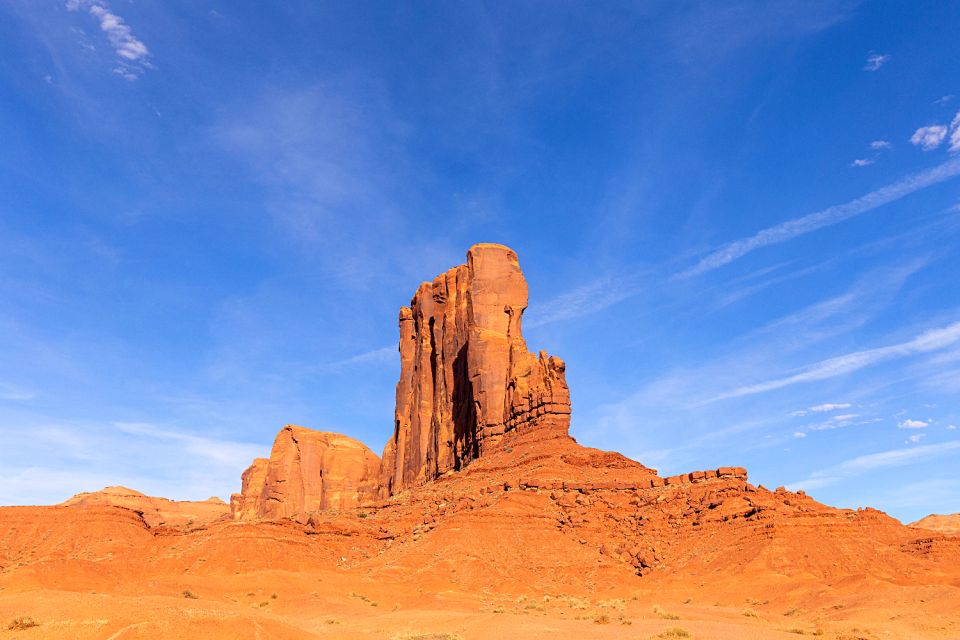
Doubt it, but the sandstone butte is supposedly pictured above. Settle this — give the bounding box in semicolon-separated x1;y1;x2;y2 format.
1;244;958;640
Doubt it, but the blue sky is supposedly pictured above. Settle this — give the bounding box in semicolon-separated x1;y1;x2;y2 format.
1;1;959;523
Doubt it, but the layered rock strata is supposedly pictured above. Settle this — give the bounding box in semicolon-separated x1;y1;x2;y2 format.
230;425;380;520
378;243;571;496
61;486;229;528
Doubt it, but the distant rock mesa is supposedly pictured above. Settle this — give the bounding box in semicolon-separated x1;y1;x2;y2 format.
61;486;229;528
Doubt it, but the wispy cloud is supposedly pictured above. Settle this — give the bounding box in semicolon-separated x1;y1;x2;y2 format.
807;413;861;431
713;320;960;401
811;402;852;412
911;125;948;151
526;272;648;328
897;418;929;429
0;382;36;401
791;402;851;416
950;111;960;153
679;157;960;277
851;140;891;167
863;52;890;71
788;440;960;491
906;433;925;444
318;345;396;371
114;421;261;467
66;0;152;80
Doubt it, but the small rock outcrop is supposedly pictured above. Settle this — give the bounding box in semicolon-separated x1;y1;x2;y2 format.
60;486;229;528
230;425;380;520
378;243;571;496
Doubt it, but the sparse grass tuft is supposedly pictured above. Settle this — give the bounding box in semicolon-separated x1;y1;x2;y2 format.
593;613;611;624
270;593;278;600
655;628;691;638
653;605;680;620
7;617;38;631
182;590;199;599
742;608;759;618
391;634;464;640
786;629;806;635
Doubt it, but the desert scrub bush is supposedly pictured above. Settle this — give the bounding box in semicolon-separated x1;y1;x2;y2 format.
743;608;759;618
7;617;38;630
653;605;680;620
593;612;611;624
655;628;691;638
392;634;464;640
182;590;199;599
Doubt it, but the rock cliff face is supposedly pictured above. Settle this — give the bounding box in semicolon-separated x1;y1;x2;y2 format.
378;243;571;496
230;425;379;519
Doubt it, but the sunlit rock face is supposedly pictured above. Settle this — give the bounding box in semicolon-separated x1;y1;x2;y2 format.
378;243;571;497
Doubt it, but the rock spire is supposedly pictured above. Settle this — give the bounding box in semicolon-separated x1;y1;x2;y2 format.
378;243;570;496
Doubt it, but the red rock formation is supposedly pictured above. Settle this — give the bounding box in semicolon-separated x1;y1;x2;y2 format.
229;457;269;520
378;243;571;496
60;486;229;528
911;513;960;535
230;425;379;520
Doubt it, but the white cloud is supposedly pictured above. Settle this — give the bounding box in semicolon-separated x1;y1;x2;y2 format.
906;433;926;444
810;402;852;412
788;440;960;491
864;52;890;71
949;111;960;153
66;0;151;79
808;413;861;431
679;157;960;277
898;419;929;429
851;158;873;167
911;125;948;151
713;320;960;401
793;431;807;438
870;140;892;150
934;95;953;106
948;424;958;430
